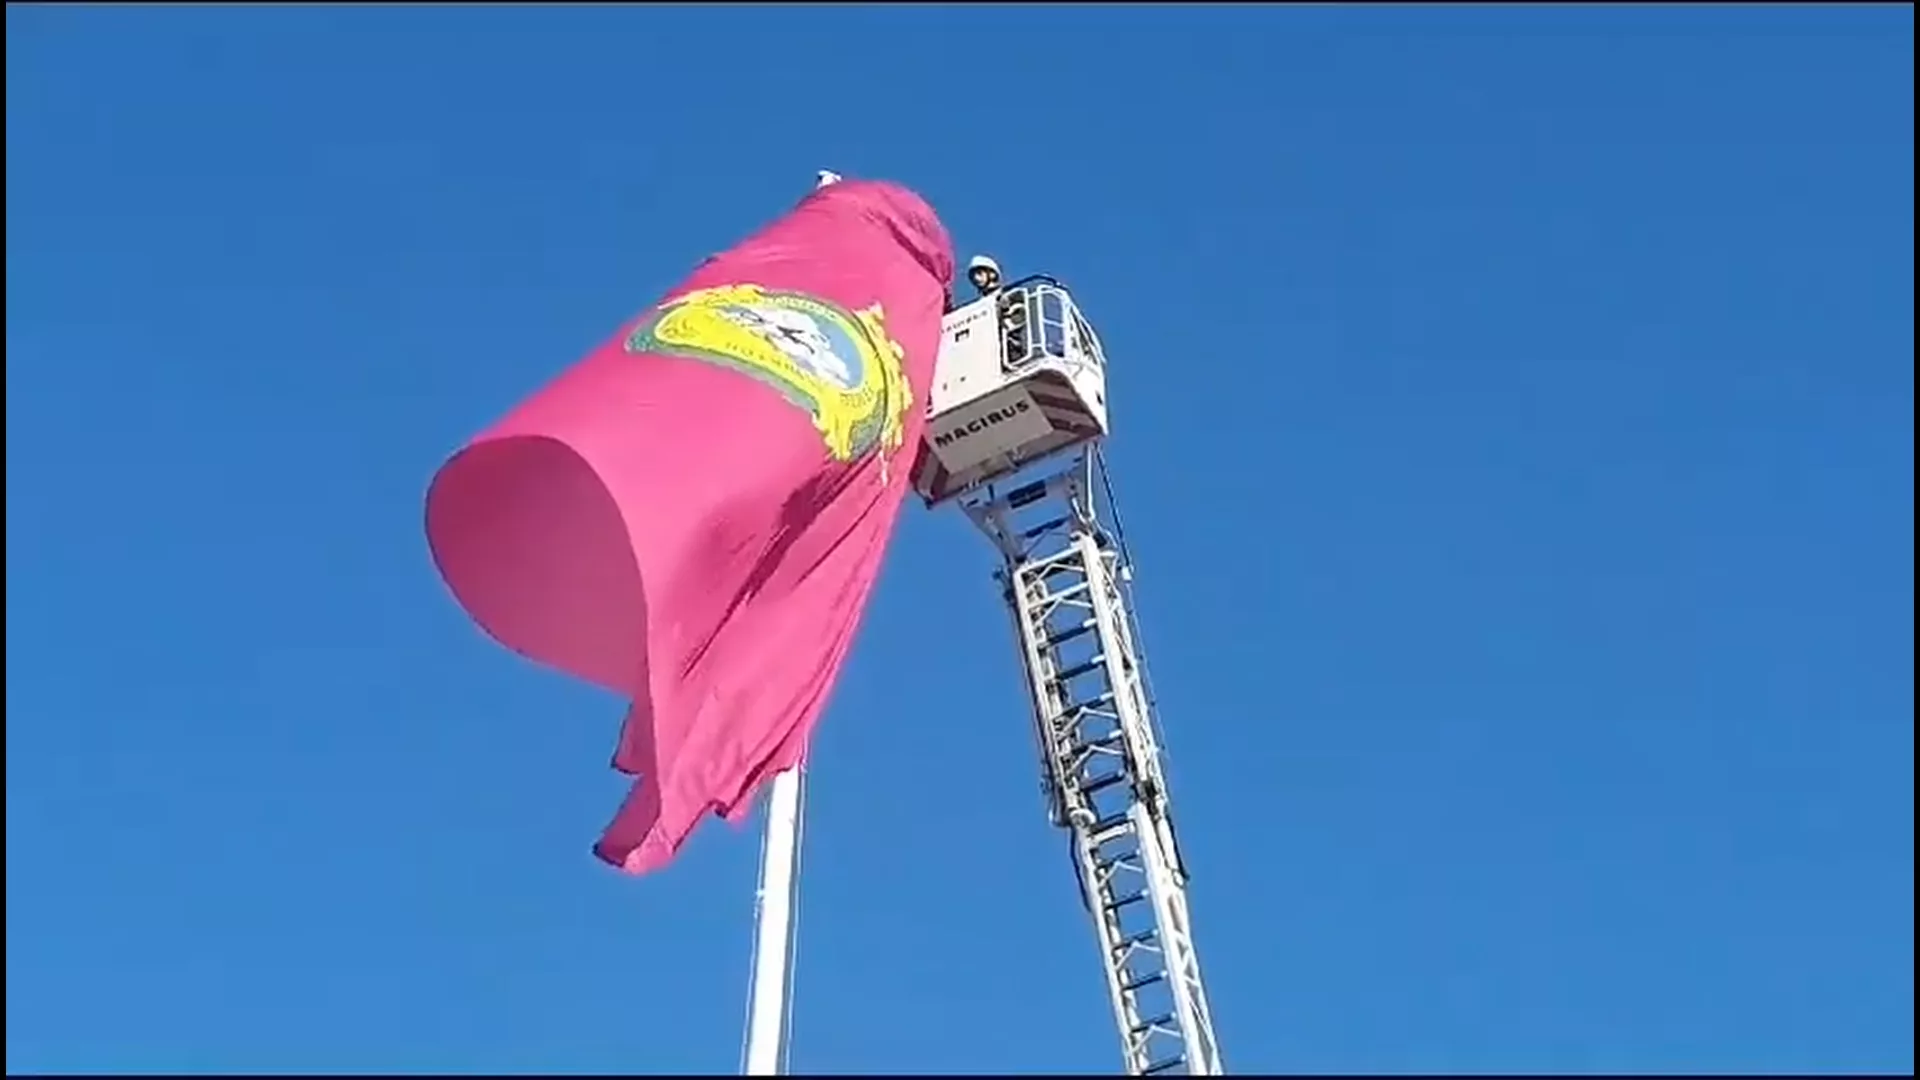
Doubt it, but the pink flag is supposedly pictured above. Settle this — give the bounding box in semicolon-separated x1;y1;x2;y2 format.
425;179;954;874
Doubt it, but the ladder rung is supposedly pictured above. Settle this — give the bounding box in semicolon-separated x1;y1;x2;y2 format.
1119;928;1159;950
1130;1012;1175;1036
1055;704;1116;734
1144;1056;1186;1075
1007;479;1049;508
1063;689;1115;712
1103;891;1148;914
1093;813;1130;836
1122;971;1166;994
1082;770;1130;797
1053;720;1118;754
1022;515;1069;539
1044;621;1095;648
1053;657;1106;682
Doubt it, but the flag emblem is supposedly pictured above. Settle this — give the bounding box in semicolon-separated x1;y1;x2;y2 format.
626;284;914;463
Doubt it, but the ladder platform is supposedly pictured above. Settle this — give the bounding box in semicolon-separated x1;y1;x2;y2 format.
911;276;1110;507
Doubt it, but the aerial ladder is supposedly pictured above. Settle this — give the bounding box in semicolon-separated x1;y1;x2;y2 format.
909;257;1226;1076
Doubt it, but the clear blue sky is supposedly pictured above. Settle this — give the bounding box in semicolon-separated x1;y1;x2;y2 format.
6;5;1913;1075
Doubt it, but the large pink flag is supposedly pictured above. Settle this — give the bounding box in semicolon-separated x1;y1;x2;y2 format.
425;179;954;873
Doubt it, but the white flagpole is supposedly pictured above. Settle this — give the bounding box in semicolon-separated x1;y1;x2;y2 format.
742;765;804;1076
743;167;837;1076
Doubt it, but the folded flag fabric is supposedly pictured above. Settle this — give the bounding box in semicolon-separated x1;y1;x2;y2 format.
425;179;954;872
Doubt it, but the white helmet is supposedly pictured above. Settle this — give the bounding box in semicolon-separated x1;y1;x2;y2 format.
967;255;1003;295
815;169;844;188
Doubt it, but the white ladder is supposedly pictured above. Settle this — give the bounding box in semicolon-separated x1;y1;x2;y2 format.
960;451;1224;1076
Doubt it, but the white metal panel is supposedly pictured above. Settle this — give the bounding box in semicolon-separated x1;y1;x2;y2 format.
929;295;1004;416
926;383;1053;474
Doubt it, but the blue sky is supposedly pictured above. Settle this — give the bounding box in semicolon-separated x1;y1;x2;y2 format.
6;5;1912;1075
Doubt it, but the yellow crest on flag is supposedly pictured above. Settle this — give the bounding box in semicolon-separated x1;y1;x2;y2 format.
625;284;913;463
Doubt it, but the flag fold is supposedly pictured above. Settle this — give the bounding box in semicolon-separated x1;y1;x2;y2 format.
425;179;954;873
